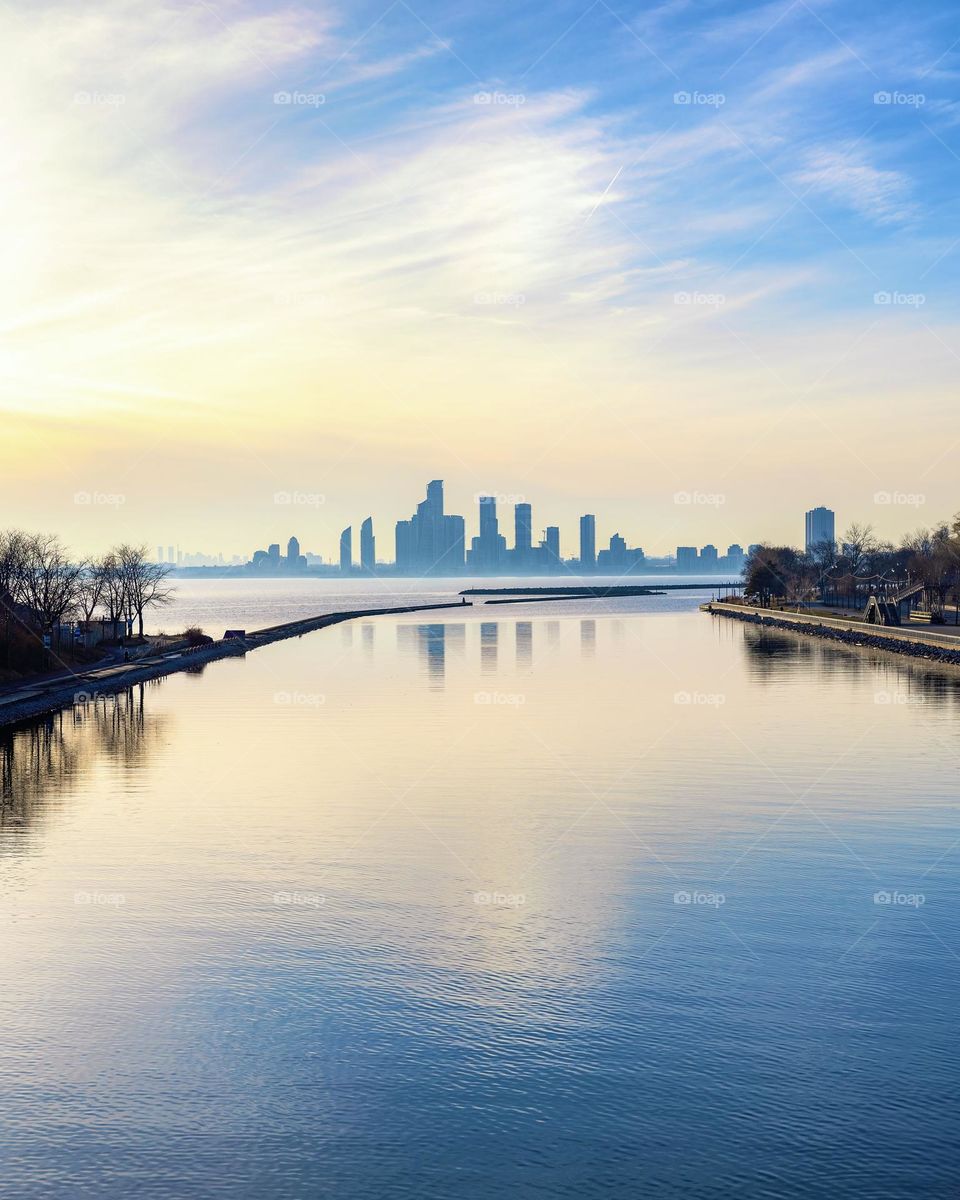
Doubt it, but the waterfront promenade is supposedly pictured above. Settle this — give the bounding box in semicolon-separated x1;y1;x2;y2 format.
0;600;471;728
704;600;960;667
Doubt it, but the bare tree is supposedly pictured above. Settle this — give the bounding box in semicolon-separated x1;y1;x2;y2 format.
19;534;83;637
76;555;113;626
116;544;174;638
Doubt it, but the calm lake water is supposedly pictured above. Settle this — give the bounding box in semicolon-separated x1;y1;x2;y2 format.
2;582;960;1198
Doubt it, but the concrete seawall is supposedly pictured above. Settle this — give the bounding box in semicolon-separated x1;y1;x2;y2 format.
703;601;960;668
0;601;470;730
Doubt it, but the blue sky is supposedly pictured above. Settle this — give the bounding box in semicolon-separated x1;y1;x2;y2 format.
3;0;959;556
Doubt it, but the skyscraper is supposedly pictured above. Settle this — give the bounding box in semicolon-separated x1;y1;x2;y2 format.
543;525;560;569
287;536;300;564
360;517;375;572
676;546;698;571
514;503;532;567
579;514;596;571
395;480;465;575
805;506;836;553
339;527;352;573
468;495;506;573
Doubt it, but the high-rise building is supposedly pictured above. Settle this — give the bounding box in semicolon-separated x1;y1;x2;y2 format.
339;527;352;573
514;503;532;567
805;506;836;553
167;546;174;564
287;536;300;564
700;544;719;569
543;525;560;569
579;514;596;571
395;480;465;575
157;546;163;564
360;517;375;572
268;543;280;565
468;495;506;573
676;546;698;571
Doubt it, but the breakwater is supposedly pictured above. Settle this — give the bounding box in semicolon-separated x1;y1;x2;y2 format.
0;601;470;729
704;602;960;667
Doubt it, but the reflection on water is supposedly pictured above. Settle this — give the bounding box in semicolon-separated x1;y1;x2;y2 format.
2;609;960;1199
1;684;167;834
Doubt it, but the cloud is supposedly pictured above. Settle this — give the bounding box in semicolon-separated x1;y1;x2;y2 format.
791;147;916;224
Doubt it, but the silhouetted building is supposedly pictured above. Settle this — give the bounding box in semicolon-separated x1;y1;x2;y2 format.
395;479;465;575
514;503;532;568
543;525;560;567
700;544;719;569
360;517;375;572
579;514;596;571
676;546;698;571
805;506;836;553
268;543;281;566
339;527;352;573
468;495;506;573
287;535;300;563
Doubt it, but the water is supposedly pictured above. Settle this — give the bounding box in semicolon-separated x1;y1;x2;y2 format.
2;584;960;1198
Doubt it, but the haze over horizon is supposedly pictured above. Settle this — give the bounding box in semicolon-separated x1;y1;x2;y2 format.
4;0;959;559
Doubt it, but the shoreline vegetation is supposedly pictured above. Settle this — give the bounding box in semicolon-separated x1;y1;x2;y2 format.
0;601;471;730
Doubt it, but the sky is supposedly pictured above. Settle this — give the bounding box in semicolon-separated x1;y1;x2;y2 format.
2;0;959;561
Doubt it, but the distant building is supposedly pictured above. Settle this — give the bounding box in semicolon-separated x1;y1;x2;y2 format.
700;544;719;569
339;527;352;573
514;503;532;568
268;543;281;566
597;533;645;572
360;517;375;572
287;536;300;563
676;546;698;571
395;480;465;575
805;506;836;553
542;525;561;569
167;545;174;564
468;495;506;573
579;514;596;571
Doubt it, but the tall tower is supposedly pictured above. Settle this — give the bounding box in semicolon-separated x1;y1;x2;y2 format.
514;503;532;563
339;527;352;573
360;517;375;572
287;536;300;564
579;514;596;571
804;506;836;553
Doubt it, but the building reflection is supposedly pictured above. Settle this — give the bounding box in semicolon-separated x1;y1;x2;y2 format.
516;621;533;671
362;623;375;656
480;622;498;674
580;619;596;657
546;621;561;649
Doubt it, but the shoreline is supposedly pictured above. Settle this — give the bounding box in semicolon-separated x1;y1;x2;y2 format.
703;601;960;669
0;601;470;731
